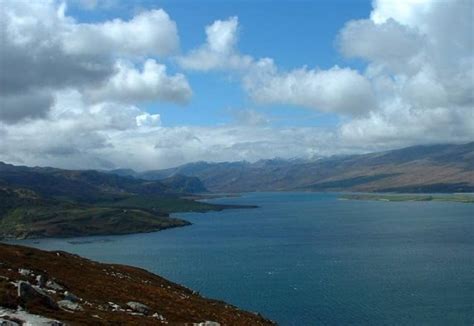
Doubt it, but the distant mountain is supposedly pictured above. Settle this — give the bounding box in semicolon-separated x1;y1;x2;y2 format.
159;174;207;193
130;142;474;193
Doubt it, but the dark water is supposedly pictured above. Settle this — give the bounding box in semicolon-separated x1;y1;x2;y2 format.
15;193;474;325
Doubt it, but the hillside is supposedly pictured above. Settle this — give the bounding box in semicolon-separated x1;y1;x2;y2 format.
0;163;248;240
130;142;474;193
0;243;274;325
0;162;207;203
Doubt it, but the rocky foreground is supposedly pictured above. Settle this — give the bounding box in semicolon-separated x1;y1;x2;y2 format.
0;243;275;325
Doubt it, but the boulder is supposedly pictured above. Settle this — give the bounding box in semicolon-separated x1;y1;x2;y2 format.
63;291;79;303
17;281;57;310
126;301;150;315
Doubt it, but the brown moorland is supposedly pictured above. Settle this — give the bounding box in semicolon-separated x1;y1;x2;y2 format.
0;243;275;325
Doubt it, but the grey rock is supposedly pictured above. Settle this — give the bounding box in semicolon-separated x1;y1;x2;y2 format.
46;280;64;291
36;275;46;287
108;302;121;311
63;291;79;303
17;281;58;309
18;269;32;277
126;301;150;315
152;313;166;321
0;318;21;326
57;300;83;312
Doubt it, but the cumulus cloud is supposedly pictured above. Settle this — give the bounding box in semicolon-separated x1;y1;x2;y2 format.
0;0;188;123
338;18;424;74
178;17;254;71
85;59;192;105
181;1;473;142
179;17;376;115
245;66;375;115
335;0;474;145
63;9;179;57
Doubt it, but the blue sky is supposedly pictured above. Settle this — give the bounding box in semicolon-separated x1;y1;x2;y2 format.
69;0;372;127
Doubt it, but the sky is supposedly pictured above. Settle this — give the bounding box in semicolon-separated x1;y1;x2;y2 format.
0;0;473;170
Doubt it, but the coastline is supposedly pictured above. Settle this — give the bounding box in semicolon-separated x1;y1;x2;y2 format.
340;193;474;203
0;194;256;241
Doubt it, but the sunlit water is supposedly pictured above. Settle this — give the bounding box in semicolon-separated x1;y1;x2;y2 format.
14;192;474;325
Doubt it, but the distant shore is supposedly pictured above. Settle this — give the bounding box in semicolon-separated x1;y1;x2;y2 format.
340;193;474;204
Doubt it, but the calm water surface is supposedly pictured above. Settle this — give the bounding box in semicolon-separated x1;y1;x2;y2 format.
15;192;474;325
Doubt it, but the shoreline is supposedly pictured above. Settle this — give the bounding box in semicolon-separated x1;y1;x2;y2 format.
340;193;474;204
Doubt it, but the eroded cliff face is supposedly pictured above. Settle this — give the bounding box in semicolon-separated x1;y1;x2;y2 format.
0;243;274;325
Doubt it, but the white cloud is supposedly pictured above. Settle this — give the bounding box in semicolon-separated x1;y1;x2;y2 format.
136;113;161;128
180;17;376;115
338;18;424;74
86;59;192;105
334;0;474;146
370;0;433;27
0;88;327;170
0;1;187;123
178;17;254;71
63;9;179;57
245;66;375;115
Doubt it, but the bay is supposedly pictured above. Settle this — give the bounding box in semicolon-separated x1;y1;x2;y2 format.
16;192;474;325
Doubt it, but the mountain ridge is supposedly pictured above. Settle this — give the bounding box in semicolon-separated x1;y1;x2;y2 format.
115;142;474;193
